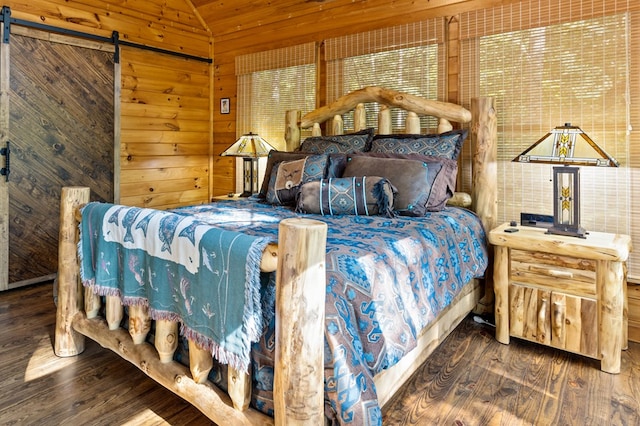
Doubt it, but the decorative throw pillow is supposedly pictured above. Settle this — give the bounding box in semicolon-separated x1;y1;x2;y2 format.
299;128;375;154
370;129;469;160
343;153;458;216
258;151;346;198
259;151;311;198
296;176;396;217
265;154;327;205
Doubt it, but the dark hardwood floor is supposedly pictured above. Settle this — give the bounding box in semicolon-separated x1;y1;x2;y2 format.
1;283;639;425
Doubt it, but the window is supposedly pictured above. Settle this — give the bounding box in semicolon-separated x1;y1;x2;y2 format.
325;20;445;133
236;43;317;150
460;1;638;278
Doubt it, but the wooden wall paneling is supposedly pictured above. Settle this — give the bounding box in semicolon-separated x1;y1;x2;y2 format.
446;15;460;103
6;0;211;57
121;129;208;144
122;141;210;157
113;41;121;204
210;156;235;194
0;24;9;291
120;176;205;198
119;45;211;209
199;0;480;40
207;38;214;202
210;49;236;196
79;0;209;31
119;165;209;184
119;188;209;209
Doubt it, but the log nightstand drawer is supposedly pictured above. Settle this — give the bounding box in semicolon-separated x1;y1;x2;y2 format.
489;223;632;374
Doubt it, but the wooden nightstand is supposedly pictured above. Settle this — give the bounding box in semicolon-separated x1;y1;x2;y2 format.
488;223;632;373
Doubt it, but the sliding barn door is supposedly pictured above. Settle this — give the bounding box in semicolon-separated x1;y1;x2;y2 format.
0;32;114;290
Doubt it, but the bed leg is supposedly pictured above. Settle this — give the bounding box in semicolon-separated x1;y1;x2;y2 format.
188;340;213;384
54;186;90;357
274;218;328;426
129;304;151;344
228;366;251;411
84;287;101;319
155;319;178;363
471;97;497;316
106;295;124;330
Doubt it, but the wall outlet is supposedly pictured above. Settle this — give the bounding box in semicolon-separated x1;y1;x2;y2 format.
520;213;553;228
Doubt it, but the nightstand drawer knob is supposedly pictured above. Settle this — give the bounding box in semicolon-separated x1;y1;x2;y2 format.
529;265;573;279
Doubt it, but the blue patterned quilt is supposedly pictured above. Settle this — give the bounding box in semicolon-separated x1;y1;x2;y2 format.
172;198;488;425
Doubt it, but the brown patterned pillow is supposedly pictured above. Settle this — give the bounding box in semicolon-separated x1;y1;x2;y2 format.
343;153;458;215
265;154;328;205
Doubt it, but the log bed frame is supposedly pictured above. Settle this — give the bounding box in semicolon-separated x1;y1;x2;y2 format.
55;88;497;425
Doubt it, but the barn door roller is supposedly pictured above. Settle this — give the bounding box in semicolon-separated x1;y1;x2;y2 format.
1;141;9;182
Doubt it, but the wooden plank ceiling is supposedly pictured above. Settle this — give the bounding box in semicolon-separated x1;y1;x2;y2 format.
191;0;478;39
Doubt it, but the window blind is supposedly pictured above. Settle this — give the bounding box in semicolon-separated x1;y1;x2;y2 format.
458;0;639;280
236;43;316;149
324;20;445;133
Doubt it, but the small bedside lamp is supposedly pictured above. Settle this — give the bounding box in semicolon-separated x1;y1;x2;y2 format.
513;123;619;238
221;132;276;197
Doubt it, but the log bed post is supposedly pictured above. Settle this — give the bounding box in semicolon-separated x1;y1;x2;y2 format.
274;218;328;426
54;186;90;357
470;97;498;315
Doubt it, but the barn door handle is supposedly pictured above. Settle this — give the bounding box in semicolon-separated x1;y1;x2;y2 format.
1;141;9;182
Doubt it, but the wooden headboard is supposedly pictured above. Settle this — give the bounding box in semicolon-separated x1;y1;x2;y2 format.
284;86;498;315
284;86;473;151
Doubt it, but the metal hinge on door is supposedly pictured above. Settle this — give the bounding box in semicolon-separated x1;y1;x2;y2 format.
1;141;9;181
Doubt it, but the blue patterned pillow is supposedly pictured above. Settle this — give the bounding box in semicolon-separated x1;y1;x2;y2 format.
370;129;468;160
265;154;327;205
299;128;374;154
296;176;396;217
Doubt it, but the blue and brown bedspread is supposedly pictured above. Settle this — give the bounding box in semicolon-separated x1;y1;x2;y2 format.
172;198;488;425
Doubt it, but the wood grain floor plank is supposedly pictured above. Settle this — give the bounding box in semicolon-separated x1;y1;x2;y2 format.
1;283;639;425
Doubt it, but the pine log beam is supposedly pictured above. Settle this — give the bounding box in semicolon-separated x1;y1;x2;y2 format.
379;105;392;134
155;319;179;363
54;186;90;357
331;114;343;136
285;110;301;152
189;341;214;384
129;304;151;344
229;366;252;411
404;110;419;134
353;103;367;131
274;218;327;426
300;86;472;129
599;259;625;373
106;295;124;330
84;287;101;319
71;313;273;425
471;97;498;315
493;246;509;344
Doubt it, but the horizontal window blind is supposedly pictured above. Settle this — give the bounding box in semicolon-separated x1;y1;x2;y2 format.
459;0;639;280
236;43;317;149
324;20;445;133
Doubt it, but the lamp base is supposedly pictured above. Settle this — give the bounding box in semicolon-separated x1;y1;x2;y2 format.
546;225;588;239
